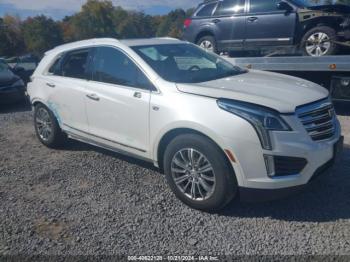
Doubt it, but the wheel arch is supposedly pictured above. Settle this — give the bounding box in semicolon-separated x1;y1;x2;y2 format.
155;127;234;175
31;98;47;107
32;99;63;127
297;18;340;42
195;30;216;45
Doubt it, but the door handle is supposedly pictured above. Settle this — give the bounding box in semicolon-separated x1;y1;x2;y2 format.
133;92;142;99
86;93;100;101
211;19;221;24
247;17;258;22
46;82;55;88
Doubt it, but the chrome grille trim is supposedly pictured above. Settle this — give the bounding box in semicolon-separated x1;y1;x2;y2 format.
301;112;333;125
296;99;336;141
298;103;333;118
305;120;333;132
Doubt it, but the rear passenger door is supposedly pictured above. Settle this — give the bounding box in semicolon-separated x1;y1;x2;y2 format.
212;0;246;51
45;48;91;133
245;0;296;48
85;46;153;154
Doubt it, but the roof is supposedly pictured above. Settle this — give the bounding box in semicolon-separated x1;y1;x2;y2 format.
120;37;183;47
47;37;184;55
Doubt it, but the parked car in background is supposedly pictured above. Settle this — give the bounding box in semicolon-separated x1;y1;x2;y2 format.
182;0;350;56
0;59;26;104
6;54;39;84
27;38;343;211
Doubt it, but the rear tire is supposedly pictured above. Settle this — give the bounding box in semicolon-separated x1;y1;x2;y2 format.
34;103;66;148
197;35;217;53
301;26;338;56
163;133;237;212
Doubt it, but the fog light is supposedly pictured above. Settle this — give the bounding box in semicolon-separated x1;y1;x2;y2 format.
264;155;275;178
264;155;308;178
340;79;350;87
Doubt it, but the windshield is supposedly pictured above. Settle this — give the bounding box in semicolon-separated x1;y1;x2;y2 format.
132;43;246;83
0;61;9;72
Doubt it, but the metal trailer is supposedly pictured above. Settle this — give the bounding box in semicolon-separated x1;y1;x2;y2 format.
224;55;350;102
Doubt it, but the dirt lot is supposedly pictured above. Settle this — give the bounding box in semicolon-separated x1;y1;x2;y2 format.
0;101;349;256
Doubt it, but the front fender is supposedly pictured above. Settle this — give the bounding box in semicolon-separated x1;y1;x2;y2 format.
152;120;228;164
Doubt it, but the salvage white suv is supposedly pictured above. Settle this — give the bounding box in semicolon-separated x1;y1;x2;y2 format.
27;38;343;211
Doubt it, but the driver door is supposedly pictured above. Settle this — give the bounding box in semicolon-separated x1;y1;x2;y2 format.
245;0;296;48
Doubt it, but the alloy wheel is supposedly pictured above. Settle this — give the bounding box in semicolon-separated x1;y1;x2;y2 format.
305;32;331;56
35;107;53;141
171;148;216;201
199;40;214;52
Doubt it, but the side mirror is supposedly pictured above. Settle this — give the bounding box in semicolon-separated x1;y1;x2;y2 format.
277;1;293;12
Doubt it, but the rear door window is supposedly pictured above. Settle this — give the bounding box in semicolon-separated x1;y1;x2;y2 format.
61;49;90;79
196;3;217;17
215;0;245;16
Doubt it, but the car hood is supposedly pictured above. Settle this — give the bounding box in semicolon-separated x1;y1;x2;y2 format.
0;70;16;82
307;4;350;14
176;70;329;113
0;70;19;89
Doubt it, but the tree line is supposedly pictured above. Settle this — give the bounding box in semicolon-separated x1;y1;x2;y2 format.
0;0;194;57
1;0;350;57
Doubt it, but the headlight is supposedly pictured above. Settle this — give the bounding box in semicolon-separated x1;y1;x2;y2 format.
11;79;24;87
217;99;292;150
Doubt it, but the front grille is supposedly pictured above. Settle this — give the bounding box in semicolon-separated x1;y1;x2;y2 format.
296;99;336;141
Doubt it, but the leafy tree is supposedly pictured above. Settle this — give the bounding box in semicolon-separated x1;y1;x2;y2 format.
157;9;187;38
69;0;117;40
114;9;156;38
21;15;63;55
0;15;25;56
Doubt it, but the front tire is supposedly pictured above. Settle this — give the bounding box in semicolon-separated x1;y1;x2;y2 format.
34;103;66;148
163;134;237;211
301;26;338;56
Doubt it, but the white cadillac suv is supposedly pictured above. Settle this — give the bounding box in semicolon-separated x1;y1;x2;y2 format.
27;38;343;211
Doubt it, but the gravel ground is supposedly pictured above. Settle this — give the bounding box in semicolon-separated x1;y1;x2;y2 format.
0;101;349;257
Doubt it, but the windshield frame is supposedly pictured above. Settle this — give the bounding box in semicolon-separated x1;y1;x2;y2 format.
131;43;247;84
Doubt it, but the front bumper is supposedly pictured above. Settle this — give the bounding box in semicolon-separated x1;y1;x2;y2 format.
222;109;342;200
239;136;344;202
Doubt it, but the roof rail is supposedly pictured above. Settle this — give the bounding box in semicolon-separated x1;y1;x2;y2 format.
155;37;180;41
45;38;120;55
55;38;119;49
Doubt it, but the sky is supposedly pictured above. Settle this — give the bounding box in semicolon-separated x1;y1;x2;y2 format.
0;0;203;19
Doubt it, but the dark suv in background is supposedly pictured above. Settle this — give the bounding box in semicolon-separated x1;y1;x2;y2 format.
182;0;350;56
0;59;26;104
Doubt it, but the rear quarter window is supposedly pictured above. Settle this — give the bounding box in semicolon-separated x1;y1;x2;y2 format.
48;56;62;75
